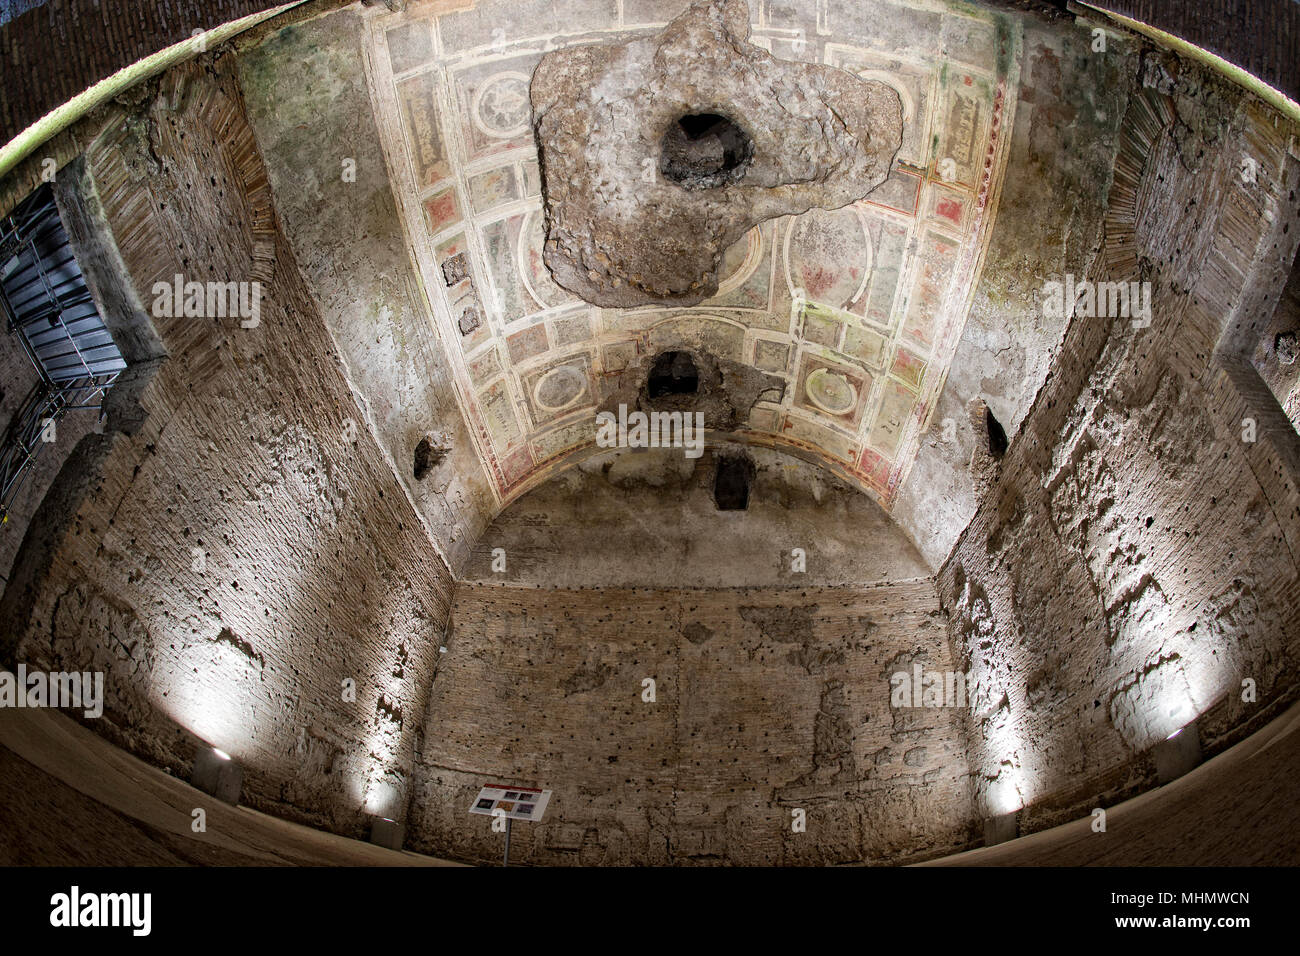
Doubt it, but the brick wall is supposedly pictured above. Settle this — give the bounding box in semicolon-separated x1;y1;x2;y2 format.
938;80;1300;833
2;0;1294;168
0;0;296;143
0;56;454;837
409;580;977;865
236;6;497;570
1089;1;1299;100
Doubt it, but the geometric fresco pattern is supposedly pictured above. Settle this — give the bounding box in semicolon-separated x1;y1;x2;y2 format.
364;0;1021;508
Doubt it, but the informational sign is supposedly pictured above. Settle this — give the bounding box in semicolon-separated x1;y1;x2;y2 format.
469;785;552;822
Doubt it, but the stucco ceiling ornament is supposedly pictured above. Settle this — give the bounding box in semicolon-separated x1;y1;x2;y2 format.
530;0;904;308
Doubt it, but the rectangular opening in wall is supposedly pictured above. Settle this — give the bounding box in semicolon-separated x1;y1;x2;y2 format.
0;182;125;522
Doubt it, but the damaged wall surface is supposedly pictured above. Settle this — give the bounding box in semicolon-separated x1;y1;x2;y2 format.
463;445;931;588
411;578;974;865
892;11;1136;567
237;8;498;569
0;59;454;838
939;76;1300;831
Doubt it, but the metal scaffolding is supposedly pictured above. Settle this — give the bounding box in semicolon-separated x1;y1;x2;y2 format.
1;184;124;524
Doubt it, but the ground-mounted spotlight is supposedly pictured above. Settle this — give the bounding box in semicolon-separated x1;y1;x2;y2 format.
191;744;243;805
369;816;406;851
983;810;1019;847
1153;718;1202;784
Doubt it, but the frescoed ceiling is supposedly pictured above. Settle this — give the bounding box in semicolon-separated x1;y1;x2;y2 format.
362;0;1021;511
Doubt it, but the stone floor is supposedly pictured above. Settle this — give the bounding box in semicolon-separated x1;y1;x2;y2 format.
923;701;1300;866
4;699;1297;866
0;707;459;866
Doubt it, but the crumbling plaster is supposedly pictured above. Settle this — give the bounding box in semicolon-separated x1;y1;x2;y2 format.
463;444;932;588
939;67;1300;832
1;59;455;837
894;13;1136;568
238;8;498;569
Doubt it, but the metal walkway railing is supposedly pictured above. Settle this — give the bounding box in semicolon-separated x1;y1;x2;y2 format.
1;184;123;524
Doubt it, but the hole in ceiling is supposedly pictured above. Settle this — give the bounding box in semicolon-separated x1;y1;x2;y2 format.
985;405;1008;460
660;113;753;190
413;436;447;481
647;350;700;397
1276;329;1297;365
713;453;754;511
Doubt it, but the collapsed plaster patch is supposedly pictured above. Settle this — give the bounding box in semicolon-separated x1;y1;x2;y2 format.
413;432;452;481
1276;330;1298;365
599;346;785;434
530;0;903;307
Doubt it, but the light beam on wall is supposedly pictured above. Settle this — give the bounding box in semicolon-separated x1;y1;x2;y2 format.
982;694;1031;816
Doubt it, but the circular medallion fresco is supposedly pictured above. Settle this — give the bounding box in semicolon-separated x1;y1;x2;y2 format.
533;364;588;413
473;72;532;139
805;367;858;415
785;206;872;310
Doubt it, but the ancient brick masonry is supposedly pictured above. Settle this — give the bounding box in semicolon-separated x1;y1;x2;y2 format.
235;6;497;570
410;581;976;866
0;57;455;838
1093;0;1299;100
0;0;300;143
939;78;1300;833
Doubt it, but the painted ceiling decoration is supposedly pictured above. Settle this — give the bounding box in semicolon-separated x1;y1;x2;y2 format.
529;0;904;308
364;0;1021;510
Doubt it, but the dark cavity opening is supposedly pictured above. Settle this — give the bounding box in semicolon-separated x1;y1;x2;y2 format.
1276;330;1298;365
413;436;446;480
985;406;1008;460
647;350;699;398
660;113;753;190
713;454;754;511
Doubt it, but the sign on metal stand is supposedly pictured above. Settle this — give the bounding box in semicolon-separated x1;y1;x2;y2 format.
469;785;553;866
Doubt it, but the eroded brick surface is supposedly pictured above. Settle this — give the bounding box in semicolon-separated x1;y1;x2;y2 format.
410;580;976;865
0;59;454;838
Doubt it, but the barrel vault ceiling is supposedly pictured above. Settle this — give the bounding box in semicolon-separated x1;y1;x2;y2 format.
361;0;1021;511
